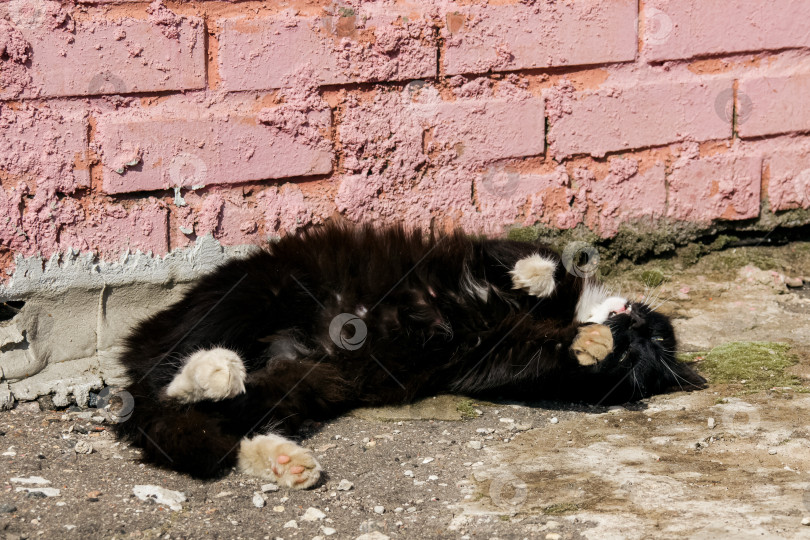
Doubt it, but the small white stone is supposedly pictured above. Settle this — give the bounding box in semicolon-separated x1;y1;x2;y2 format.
404;470;414;477
422;457;434;464
545;534;562;540
468;441;482;450
322;526;337;536
802;517;810;526
132;485;185;511
248;492;264;508
499;418;514;423
10;476;50;485
74;440;93;454
272;506;285;512
374;505;385;514
546;520;560;529
15;487;60;497
337;479;354;491
428;475;438;481
283;520;298;529
549;417;559;424
301;507;326;522
707;417;716;429
394;507;404;513
261;483;279;493
768;448;777;455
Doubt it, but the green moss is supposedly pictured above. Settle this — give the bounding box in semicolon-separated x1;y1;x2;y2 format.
692;342;803;393
639;269;665;288
338;6;355;16
456;399;477;419
543;503;580;515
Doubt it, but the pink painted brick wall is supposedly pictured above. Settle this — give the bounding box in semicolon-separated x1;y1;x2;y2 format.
2;0;810;277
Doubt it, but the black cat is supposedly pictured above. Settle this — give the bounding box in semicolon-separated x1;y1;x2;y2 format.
115;223;705;488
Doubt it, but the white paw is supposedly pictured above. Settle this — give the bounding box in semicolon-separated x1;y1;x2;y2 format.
510;254;557;297
238;434;322;489
165;347;246;403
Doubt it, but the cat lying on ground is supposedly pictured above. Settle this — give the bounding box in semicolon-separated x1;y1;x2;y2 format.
115;223;705;488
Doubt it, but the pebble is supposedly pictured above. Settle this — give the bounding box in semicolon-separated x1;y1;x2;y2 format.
301;507;326;522
499;418;514;423
252;493;266;508
404;470;414;477
322;527;337;536
272;506;285;513
546;520;560;529
428;475;439;481
337;479;354;491
0;504;17;513
74;440;93;454
708;418;716;429
468;441;482;450
394;507;404;513
769;449;778;455
545;534;562;540
549;417;559;424
802;517;810;526
374;505;385;514
283;520;298;528
261;483;279;493
132;485;185;511
422;457;434;464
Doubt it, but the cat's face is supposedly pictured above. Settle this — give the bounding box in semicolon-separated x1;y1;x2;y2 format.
600;303;706;401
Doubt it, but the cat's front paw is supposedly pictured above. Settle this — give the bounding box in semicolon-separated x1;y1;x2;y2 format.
572;324;614;366
238;434;322;489
165;347;246;403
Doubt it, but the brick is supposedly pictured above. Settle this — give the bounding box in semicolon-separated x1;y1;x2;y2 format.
586;160;667;237
59;200;169;257
443;0;637;76
738;73;810;138
425;98;545;163
96;105;333;195
667;155;761;222
218;10;436;91
0;105;88;192
645;0;810;61
549;79;733;158
767;150;810;211
3;17;204;99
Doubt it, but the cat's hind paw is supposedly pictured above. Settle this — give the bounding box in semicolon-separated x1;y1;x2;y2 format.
572;324;614;366
238;434;322;489
510;254;557;297
165;347;246;403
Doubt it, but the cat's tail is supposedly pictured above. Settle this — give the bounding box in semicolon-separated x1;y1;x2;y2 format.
114;381;242;478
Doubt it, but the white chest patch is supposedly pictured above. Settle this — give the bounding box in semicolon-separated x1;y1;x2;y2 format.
576;283;630;323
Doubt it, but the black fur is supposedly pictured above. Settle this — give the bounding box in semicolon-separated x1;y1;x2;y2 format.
115;223;705;478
